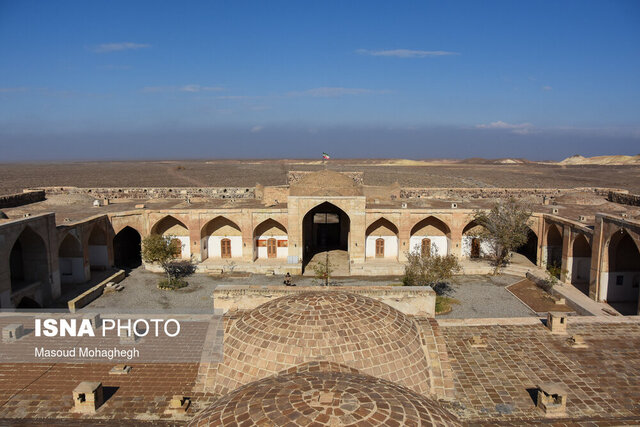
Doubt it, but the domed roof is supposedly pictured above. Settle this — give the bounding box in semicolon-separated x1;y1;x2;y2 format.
208;291;431;396
290;170;363;197
190;361;460;426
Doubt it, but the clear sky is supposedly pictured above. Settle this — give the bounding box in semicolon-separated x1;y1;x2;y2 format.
1;0;639;161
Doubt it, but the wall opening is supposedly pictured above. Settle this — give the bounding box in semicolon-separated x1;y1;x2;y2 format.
606;229;640;315
58;233;84;284
410;216;450;257
546;224;563;271
515;228;538;265
302;202;350;269
9;227;49;293
113;227;142;269
88;225;109;271
571;234;591;295
365;217;398;260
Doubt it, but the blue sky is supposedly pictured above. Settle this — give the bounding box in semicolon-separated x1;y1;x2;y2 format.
1;0;639;161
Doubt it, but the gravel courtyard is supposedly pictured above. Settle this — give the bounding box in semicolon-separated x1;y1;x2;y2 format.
84;268;534;317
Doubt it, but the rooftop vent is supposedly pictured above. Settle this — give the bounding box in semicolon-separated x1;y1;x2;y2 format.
72;382;104;414
536;383;568;417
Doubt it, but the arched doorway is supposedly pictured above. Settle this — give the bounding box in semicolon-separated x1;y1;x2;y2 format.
515;228;538;265
571;234;591;295
151;216;190;259
302;202;350;272
58;233;85;284
462;221;487;259
365;218;399;260
253;219;288;261
546;224;563;270
113;226;142;269
201;216;242;260
88;225;109;271
410;216;450;256
606;230;640;315
9;227;49;293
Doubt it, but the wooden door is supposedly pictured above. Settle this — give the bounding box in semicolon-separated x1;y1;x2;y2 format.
267;238;277;258
471;238;480;259
171;238;182;258
375;238;385;258
421;238;431;257
220;238;231;258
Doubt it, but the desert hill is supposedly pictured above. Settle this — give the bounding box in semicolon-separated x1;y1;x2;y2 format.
559;154;640;165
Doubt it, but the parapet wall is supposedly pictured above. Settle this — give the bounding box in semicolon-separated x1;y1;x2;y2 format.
608;191;640;207
400;187;625;201
214;285;436;316
0;190;46;209
288;171;364;185
30;186;256;200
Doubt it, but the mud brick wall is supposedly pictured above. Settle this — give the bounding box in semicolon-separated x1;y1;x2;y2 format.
608;191;640;207
399;187;624;201
32;187;256;200
0;190;46;208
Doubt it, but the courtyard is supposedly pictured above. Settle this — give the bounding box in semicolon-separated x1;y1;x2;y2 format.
84;268;537;317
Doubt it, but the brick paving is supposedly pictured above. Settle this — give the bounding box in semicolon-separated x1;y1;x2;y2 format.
1;291;640;425
0;362;216;423
440;320;640;424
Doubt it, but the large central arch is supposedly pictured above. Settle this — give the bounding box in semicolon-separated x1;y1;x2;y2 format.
302;202;351;270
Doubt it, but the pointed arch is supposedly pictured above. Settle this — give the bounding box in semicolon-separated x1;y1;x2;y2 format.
410;216;451;237
151;215;190;259
113;226;142;268
301;202;351;269
58;233;85;284
201;216;243;260
10;226;49;293
151;215;189;236
365;217;398;260
570;233;591;293
545;223;563;268
604;229;640;314
88;223;109;270
410;216;451;257
254;218;288;260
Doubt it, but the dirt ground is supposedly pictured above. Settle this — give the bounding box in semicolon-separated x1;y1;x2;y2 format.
1;159;639;195
507;279;573;313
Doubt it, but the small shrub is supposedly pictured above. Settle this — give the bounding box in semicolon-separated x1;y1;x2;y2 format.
403;251;461;287
435;296;460;315
158;278;188;290
545;262;567;288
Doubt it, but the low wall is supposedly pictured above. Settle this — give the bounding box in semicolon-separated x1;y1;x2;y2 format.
30;186;256;200
213;285;436;316
608;191;640;207
0;190;45;209
400;187;626;201
67;269;125;312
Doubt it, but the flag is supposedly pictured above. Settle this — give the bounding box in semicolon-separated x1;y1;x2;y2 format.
322;152;330;160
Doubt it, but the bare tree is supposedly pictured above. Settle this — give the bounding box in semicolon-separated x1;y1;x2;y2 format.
472;197;533;274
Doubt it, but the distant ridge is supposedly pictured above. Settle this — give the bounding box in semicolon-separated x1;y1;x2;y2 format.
558;154;640;165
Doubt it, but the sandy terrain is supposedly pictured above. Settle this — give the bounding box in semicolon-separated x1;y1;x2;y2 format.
1;158;639;195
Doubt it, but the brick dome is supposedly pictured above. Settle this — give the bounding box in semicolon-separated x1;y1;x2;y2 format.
190;361;460;426
208;291;432;396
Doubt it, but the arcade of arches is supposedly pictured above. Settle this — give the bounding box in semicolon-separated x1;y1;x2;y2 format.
2;179;640;314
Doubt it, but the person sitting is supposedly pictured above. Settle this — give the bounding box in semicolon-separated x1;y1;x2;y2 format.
283;272;293;286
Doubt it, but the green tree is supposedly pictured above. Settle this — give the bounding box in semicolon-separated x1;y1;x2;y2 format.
403;249;461;287
141;234;194;288
472;197;533;274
